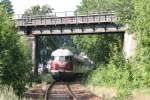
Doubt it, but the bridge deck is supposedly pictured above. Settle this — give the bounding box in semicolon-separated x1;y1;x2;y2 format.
16;13;117;26
15;12;124;35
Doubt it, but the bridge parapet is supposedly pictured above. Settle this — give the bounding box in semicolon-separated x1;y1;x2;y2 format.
15;11;117;27
15;11;115;19
15;11;125;35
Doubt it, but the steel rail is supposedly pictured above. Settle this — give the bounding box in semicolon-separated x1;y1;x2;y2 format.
44;80;57;100
45;81;82;100
66;83;80;100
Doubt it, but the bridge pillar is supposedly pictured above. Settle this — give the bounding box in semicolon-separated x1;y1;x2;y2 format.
123;31;136;59
22;35;38;76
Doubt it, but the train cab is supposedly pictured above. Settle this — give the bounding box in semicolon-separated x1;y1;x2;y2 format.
49;49;74;79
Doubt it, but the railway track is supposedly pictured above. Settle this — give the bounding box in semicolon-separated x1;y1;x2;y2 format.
44;81;79;100
25;80;100;100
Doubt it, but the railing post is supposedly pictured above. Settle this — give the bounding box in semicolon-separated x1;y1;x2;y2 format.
55;12;56;17
99;12;101;22
41;15;42;25
87;11;89;23
21;14;23;26
25;15;27;26
110;14;112;22
34;15;36;26
75;11;77;24
65;11;67;17
105;14;107;22
55;12;57;25
51;18;52;24
93;15;95;22
55;18;57;25
82;16;84;23
61;17;62;24
44;16;46;25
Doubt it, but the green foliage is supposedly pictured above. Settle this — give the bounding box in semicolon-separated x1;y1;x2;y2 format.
132;0;150;87
0;0;14;15
76;0;117;13
115;0;150;88
75;0;123;65
0;5;31;96
77;0;150;99
115;0;134;24
87;50;134;98
24;4;53;15
73;34;123;64
83;0;150;100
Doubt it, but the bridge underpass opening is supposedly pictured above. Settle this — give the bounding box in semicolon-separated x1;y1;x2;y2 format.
15;11;127;76
34;33;124;76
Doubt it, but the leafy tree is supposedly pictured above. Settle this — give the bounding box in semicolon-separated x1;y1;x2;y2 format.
115;0;150;87
0;0;14;15
85;0;150;98
131;0;150;87
24;4;53;15
74;0;150;98
24;5;41;15
76;0;116;13
73;34;122;64
115;0;134;24
41;4;53;14
0;5;31;96
74;0;123;65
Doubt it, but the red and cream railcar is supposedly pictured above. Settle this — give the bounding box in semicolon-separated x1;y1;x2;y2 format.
47;49;74;79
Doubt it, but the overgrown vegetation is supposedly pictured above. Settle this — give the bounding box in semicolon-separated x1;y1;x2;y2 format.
0;85;32;100
0;0;149;99
0;86;19;100
73;34;123;65
76;0;150;99
0;2;31;96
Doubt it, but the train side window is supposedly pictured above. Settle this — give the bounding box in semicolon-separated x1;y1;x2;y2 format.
65;56;73;61
70;56;73;61
51;56;54;60
65;56;69;61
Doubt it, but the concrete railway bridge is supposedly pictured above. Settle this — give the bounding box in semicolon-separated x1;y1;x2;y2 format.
15;11;136;75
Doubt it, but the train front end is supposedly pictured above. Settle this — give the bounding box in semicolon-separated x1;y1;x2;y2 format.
48;49;74;79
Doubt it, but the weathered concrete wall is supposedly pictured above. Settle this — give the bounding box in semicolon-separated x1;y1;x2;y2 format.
21;35;36;70
123;31;136;59
27;36;36;67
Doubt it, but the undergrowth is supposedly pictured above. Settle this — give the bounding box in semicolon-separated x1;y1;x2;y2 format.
0;85;31;100
86;49;150;99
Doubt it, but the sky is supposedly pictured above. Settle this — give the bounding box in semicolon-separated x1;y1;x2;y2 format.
10;0;81;14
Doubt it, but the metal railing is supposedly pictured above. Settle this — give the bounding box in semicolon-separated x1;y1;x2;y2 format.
15;11;117;26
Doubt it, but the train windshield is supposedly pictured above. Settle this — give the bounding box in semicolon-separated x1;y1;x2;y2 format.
59;56;65;61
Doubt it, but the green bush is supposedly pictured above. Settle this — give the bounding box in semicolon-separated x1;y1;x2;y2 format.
86;50;136;98
0;5;31;96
